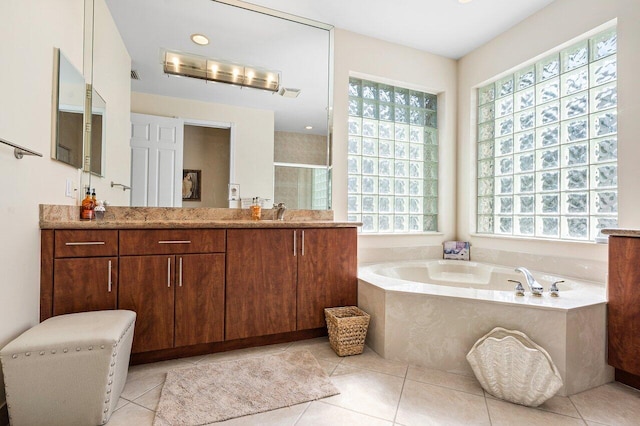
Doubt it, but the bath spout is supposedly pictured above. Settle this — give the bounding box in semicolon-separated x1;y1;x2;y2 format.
515;267;544;296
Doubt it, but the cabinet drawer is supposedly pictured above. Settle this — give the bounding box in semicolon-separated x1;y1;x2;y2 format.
119;229;225;255
55;230;118;258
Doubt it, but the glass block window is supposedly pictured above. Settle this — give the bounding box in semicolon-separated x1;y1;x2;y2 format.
477;27;617;241
347;77;438;232
311;168;330;210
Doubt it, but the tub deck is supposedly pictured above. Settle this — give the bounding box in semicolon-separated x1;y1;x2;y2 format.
358;260;612;396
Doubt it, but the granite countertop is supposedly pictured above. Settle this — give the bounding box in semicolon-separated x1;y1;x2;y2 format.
601;228;640;237
39;204;361;229
40;219;359;229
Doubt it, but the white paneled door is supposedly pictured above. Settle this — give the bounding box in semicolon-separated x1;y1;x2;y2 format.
130;113;184;207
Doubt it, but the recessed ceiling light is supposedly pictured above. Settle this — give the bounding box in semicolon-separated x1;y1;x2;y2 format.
190;34;209;46
305;125;313;130
459;0;473;3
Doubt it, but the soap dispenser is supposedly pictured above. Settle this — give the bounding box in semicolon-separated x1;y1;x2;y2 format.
80;188;95;220
251;197;262;221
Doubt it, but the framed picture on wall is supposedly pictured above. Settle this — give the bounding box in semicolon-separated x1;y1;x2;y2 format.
182;169;201;201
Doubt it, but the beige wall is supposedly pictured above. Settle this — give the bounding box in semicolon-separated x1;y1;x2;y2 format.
183;126;230;208
131;92;275;201
333;29;458;262
457;0;638;270
0;0;130;408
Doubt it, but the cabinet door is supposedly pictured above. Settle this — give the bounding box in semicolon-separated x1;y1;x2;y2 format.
226;229;297;340
608;236;640;375
297;228;358;330
119;255;175;353
53;257;117;316
175;253;225;346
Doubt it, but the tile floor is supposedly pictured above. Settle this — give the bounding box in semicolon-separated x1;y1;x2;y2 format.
106;337;640;425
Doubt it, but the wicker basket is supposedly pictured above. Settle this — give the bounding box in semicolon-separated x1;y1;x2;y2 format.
324;306;370;356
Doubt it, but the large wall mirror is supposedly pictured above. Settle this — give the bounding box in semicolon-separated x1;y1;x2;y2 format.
89;88;106;176
52;49;86;169
52;47;106;177
91;0;333;209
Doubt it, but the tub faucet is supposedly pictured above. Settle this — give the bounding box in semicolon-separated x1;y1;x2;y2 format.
515;267;544;296
274;202;287;220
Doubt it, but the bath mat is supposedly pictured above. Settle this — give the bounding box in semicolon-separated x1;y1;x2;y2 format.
153;350;339;425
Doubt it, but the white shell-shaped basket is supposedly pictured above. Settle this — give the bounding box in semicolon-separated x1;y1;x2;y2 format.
466;327;563;407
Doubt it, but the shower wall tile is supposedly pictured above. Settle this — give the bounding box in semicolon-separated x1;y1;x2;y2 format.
274;131;328;165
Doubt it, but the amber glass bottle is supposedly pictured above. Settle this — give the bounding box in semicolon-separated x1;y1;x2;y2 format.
250;197;262;220
80;189;95;220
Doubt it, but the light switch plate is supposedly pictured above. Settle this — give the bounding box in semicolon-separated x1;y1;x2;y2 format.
65;178;74;198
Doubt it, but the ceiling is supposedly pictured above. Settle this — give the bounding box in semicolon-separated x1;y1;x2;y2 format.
243;0;558;59
104;0;330;134
104;0;557;134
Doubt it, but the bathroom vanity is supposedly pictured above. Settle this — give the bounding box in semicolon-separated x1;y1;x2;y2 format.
603;229;640;390
40;205;358;363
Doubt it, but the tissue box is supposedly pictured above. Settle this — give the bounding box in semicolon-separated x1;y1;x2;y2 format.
443;241;470;260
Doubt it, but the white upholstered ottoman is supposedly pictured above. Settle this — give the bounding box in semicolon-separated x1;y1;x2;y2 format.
0;310;136;426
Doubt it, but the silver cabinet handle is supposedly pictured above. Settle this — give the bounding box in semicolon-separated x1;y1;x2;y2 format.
107;260;112;293
158;240;191;244
167;257;171;287
178;257;183;287
65;241;105;246
301;230;305;256
293;230;297;257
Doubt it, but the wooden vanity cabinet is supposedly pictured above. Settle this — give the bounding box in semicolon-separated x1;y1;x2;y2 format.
607;235;640;387
41;224;357;360
225;227;357;340
296;228;358;330
225;229;297;340
118;230;225;353
118;255;174;353
51;230;118;316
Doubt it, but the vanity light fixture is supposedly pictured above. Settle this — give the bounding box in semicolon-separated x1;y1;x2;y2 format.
190;34;209;46
163;50;280;92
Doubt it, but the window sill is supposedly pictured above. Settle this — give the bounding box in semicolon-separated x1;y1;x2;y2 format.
358;232;444;237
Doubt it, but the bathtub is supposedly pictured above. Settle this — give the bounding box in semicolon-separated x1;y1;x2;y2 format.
358;260;612;396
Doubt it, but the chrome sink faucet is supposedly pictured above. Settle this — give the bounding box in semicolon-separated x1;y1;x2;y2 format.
274;202;287;220
515;267;544;296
